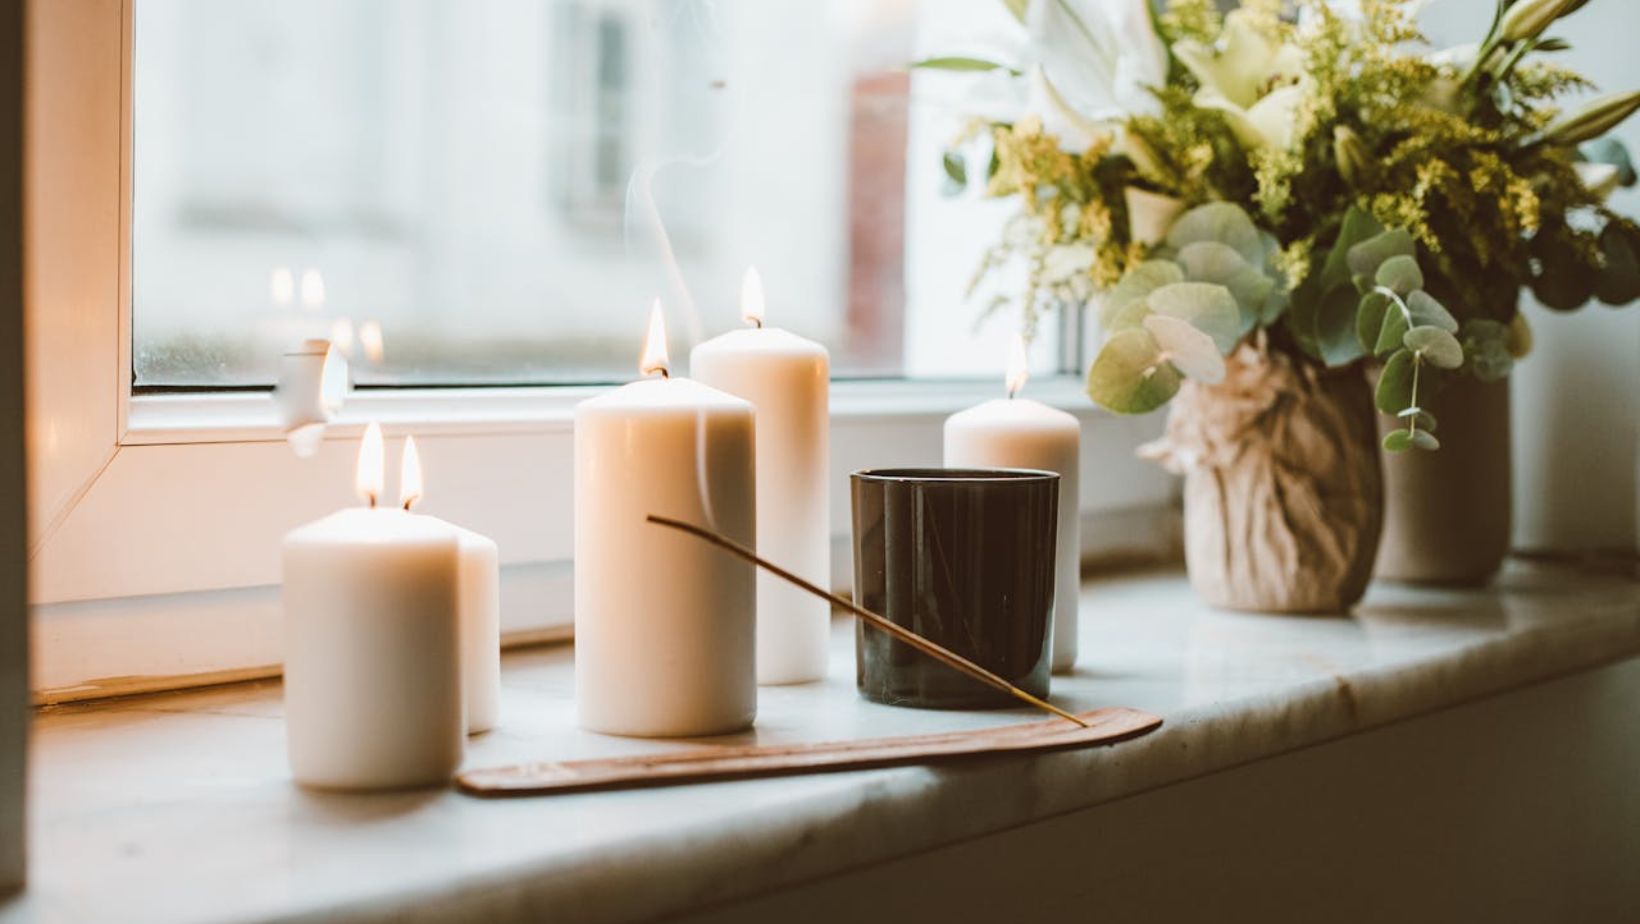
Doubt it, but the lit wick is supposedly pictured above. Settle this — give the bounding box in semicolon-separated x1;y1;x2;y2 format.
740;266;766;330
640;298;671;379
1005;333;1030;400
355;421;385;509
400;435;423;512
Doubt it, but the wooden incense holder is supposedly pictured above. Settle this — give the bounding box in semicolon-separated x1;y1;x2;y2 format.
456;706;1161;798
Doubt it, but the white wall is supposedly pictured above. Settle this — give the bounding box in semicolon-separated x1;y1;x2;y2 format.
1421;0;1640;552
1;0;27;891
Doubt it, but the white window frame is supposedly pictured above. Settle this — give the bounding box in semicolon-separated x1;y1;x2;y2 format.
25;0;1176;703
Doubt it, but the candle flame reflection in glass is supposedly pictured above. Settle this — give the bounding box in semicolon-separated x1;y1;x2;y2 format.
330;318;356;358
356;421;385;507
400;435;424;511
300;269;326;310
640;299;670;378
1006;333;1030;399
270;266;295;307
359;320;385;364
740;266;765;328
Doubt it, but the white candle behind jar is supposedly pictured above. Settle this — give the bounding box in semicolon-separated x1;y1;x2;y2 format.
944;335;1082;673
574;301;758;737
282;422;464;790
399;436;501;736
691;268;831;685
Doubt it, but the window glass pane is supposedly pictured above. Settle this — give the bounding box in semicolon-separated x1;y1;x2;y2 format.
132;0;1065;389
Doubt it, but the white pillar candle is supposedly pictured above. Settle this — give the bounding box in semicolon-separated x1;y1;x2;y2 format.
574;301;758;737
282;423;464;790
690;268;831;685
943;336;1082;673
400;437;501;736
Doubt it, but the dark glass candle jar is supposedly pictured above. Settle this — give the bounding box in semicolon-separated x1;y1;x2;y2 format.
851;468;1058;710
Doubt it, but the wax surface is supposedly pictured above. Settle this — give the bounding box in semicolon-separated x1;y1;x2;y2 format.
945;398;1082;673
281;507;464;789
692;327;831;685
574;377;757;737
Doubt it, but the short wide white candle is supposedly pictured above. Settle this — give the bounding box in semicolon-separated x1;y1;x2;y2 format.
282;424;464;790
944;337;1082;673
691;268;830;685
574;302;758;737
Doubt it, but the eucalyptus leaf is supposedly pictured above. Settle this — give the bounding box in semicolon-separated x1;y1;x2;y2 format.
1321;208;1386;294
1347;228;1415;281
1406;289;1459;332
1382;429;1414;453
1410;430;1441;451
1375;302;1411;357
1356;290;1392;353
1226;268;1278;334
1106;297;1153;333
1143;315;1227;384
1404;325;1464;369
1176;242;1273;333
1176;241;1250;282
1101;260;1184;329
1145;282;1242;354
1165;202;1264;266
1375;254;1425;297
911;56;1019;74
1375;349;1416;415
1085;329;1184;415
1317;284;1366;367
1259;285;1290;325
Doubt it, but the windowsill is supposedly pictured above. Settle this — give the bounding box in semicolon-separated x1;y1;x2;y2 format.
12;563;1639;924
122;376;1100;445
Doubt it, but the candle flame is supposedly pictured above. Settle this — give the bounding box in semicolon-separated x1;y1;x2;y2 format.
399;435;423;511
740;266;765;328
355;421;384;507
359;320;385;364
1006;333;1030;398
270;266;295;306
329;318;356;357
300;269;326;310
639;299;670;378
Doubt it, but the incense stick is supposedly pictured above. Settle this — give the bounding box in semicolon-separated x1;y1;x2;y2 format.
646;515;1087;728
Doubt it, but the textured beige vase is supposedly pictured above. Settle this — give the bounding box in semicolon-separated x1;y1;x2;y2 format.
1144;345;1384;614
1374;374;1511;585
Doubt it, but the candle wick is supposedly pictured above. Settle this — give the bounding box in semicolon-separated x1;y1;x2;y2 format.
658;367;670;379
748;317;763;330
367;494;377;509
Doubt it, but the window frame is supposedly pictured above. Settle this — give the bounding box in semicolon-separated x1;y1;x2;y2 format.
26;0;1176;702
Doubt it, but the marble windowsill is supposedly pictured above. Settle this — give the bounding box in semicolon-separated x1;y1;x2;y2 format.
5;563;1639;924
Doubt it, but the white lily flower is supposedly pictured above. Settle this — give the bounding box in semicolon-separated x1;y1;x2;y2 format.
1174;11;1310;152
1024;0;1168;150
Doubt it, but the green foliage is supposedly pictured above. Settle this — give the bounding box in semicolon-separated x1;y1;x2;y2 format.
1084;202;1283;414
956;0;1640;449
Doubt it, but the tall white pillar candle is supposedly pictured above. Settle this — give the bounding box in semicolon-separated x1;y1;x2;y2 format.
943;336;1082;673
400;437;501;736
282;423;464;790
574;301;758;737
691;268;831;685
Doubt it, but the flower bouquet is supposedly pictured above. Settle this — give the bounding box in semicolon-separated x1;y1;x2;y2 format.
929;0;1640;610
